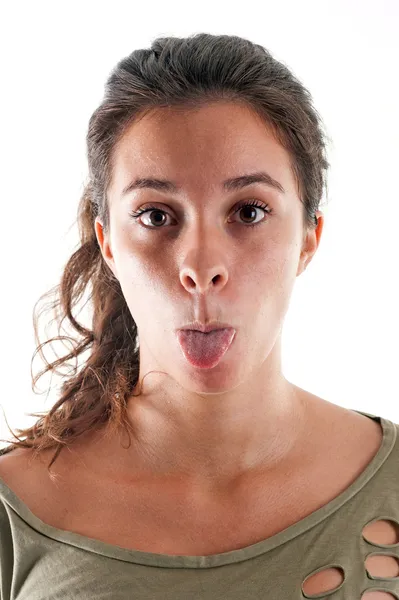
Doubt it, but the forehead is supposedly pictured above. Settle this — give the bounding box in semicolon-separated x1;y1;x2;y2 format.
109;102;298;200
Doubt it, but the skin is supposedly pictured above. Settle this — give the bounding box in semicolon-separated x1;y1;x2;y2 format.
94;101;324;495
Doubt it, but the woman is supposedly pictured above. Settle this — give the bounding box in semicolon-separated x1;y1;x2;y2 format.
1;33;398;600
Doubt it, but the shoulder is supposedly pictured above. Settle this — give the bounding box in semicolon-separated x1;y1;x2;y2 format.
0;447;31;474
0;447;38;494
0;447;63;516
0;445;100;536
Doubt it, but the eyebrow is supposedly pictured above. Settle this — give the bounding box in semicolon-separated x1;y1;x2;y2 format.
121;170;285;197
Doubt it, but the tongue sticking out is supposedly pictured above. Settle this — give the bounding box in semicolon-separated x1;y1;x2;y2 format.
176;328;236;369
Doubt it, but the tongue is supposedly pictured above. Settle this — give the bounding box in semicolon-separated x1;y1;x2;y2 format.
177;328;235;369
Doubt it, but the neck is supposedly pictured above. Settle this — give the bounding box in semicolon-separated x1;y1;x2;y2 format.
97;380;309;489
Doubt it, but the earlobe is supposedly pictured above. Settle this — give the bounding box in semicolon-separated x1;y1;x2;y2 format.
94;218;107;258
300;211;324;272
94;218;118;279
296;255;309;277
94;218;110;259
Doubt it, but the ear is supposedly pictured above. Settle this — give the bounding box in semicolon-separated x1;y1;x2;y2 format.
94;217;118;280
297;210;324;276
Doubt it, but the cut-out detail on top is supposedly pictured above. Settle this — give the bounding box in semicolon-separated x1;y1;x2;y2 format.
361;589;399;599
301;564;345;598
365;553;399;579
363;518;399;547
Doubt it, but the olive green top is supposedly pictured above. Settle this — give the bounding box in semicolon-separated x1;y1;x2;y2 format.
1;409;399;599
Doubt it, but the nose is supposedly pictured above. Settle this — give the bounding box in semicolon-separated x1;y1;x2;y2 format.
179;267;228;294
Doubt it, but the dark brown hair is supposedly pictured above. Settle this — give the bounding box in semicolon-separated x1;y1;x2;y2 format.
0;32;330;473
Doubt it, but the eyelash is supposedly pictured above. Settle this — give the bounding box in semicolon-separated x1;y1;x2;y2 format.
129;199;272;229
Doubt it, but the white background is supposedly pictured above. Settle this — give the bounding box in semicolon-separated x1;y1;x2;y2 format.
0;0;398;447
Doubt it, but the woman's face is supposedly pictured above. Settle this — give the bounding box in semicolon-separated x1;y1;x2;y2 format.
95;101;322;390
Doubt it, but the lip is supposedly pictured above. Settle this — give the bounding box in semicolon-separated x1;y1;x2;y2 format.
178;321;235;334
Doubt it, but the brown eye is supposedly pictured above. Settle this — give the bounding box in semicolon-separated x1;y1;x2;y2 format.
230;199;272;227
143;209;170;227
129;199;272;229
129;205;173;228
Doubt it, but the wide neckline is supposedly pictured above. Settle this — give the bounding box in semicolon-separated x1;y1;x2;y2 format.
0;410;396;569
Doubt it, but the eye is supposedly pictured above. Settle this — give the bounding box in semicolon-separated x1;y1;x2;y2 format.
129;199;272;229
230;199;272;227
129;204;173;228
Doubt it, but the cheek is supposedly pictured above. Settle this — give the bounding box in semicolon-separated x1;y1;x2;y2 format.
115;250;174;323
246;246;299;324
246;241;297;289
